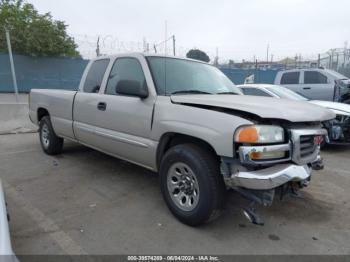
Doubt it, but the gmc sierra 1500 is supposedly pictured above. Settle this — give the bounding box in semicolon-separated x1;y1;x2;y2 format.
29;53;335;226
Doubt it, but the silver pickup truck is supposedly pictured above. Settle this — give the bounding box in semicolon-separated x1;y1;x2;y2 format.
29;53;334;226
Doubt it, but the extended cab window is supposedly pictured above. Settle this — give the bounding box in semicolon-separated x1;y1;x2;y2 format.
304;71;327;84
280;72;300;85
83;59;110;93
241;88;271;97
105;58;146;95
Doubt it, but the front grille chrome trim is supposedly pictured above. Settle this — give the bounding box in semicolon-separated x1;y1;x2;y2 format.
238;142;291;166
290;128;327;165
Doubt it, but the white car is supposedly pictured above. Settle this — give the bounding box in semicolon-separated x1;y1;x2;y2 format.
274;68;350;102
0;179;16;261
239;84;350;145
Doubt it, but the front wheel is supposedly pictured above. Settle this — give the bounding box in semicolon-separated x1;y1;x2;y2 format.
39;116;63;155
159;144;226;226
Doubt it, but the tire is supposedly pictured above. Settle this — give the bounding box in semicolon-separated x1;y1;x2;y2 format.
39;116;63;155
159;143;226;226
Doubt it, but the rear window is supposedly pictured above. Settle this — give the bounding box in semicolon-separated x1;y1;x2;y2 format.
280;72;300;85
83;59;110;93
241;88;271;97
304;71;327;84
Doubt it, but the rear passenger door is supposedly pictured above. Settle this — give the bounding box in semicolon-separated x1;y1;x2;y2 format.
279;71;303;96
301;70;333;101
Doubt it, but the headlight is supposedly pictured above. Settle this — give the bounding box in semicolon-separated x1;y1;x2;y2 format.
234;125;284;144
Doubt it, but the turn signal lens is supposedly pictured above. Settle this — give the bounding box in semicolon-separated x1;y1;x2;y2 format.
237;126;259;143
250;151;285;160
235;125;284;144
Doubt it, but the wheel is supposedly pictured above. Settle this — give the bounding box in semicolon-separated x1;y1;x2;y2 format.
39;116;63;155
159;144;226;226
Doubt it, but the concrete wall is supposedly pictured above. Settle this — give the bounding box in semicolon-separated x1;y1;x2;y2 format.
0;53;88;93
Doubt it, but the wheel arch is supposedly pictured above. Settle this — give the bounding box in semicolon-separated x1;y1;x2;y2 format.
156;132;219;170
37;107;50;122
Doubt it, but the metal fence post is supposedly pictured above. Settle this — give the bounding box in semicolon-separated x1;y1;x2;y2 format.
5;27;19;103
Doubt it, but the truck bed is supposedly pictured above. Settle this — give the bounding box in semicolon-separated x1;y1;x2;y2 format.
29;89;77;139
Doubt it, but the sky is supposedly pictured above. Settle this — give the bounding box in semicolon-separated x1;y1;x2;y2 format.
29;0;350;62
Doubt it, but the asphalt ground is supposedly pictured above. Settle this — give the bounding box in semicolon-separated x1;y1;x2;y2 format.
0;132;349;255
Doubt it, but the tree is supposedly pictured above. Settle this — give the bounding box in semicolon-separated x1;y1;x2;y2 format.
0;0;80;57
186;49;210;62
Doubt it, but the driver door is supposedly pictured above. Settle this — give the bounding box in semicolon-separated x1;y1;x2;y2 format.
92;57;156;168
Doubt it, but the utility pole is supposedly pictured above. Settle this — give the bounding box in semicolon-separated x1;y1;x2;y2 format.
172;35;176;56
214;47;219;66
164;20;167;55
143;37;147;53
5;27;19;103
96;36;100;57
266;43;269;64
336;53;339;70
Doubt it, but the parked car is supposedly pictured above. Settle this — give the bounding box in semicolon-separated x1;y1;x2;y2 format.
0;179;16;261
29;53;335;226
239;84;350;145
274;68;350;102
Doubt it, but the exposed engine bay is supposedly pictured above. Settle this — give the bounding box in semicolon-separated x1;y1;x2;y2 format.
324;114;350;144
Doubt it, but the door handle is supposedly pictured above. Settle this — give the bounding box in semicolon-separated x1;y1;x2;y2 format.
97;102;107;111
303;87;311;90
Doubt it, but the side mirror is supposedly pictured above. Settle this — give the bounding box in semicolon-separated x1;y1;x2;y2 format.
115;80;148;99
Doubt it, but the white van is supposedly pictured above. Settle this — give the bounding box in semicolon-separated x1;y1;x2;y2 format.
274;68;350;102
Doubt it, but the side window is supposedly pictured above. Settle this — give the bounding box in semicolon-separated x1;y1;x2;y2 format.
241;88;271;97
105;58;146;95
83;59;110;93
280;72;300;85
304;71;327;84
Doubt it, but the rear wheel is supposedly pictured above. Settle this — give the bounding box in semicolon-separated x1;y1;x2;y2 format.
39;116;63;155
159;144;226;226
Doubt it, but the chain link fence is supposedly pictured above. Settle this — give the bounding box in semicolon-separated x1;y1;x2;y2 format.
71;34;214;60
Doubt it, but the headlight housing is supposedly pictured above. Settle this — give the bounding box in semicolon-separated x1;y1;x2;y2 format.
234;125;284;144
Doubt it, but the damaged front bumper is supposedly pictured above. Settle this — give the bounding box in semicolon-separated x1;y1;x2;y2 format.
224;163;312;190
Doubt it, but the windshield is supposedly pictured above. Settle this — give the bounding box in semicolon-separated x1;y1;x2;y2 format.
266;86;309;101
147;57;242;95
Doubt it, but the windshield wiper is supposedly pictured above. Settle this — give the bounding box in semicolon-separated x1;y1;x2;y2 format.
216;91;239;95
171;90;212;95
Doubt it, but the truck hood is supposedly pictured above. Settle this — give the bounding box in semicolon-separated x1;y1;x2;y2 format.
309;100;350;116
171;95;335;122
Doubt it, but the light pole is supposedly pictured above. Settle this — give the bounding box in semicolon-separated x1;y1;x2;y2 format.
4;27;19;103
266;43;269;64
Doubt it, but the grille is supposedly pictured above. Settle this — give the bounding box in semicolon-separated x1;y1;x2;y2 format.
299;135;317;158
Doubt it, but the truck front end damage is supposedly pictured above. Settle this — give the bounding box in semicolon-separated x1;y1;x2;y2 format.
324;114;350;145
221;126;327;225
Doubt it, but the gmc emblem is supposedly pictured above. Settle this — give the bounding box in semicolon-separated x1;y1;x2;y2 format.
314;135;323;146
